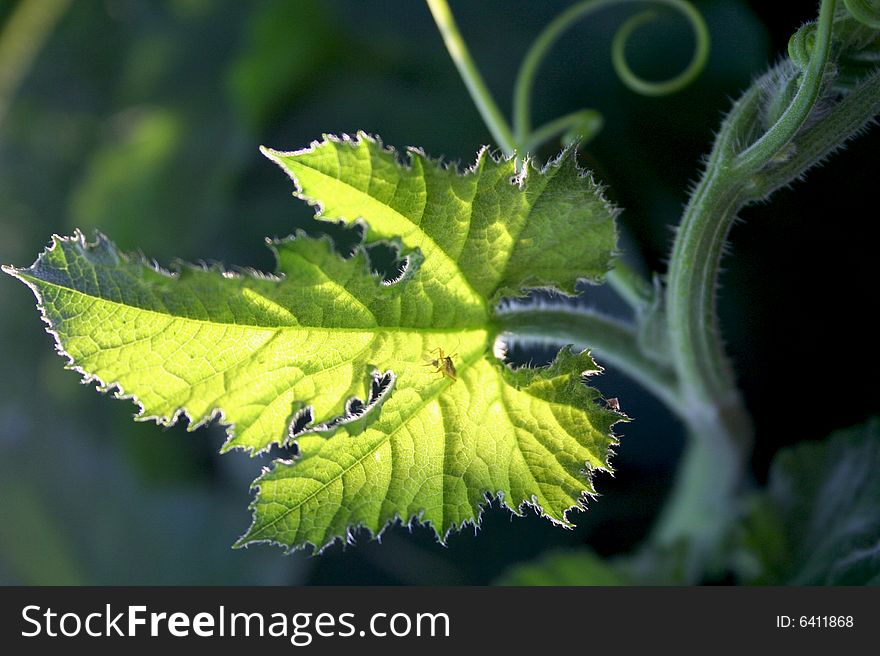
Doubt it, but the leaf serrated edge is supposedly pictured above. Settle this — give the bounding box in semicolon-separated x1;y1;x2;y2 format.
2;229;414;458
234;345;624;555
235;473;607;556
262;132;620;302
260;129;611;203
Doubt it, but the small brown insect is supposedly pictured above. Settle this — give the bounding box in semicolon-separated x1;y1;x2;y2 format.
605;397;620;412
424;347;457;381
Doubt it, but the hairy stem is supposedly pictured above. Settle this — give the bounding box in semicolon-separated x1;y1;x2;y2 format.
496;305;681;412
733;0;836;172
751;69;880;199
656;0;839;563
430;0;880;580
605;259;653;309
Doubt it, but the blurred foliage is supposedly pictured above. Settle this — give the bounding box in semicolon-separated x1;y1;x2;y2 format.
227;0;336;129
497;549;630;586
0;421;299;584
0;0;878;584
733;419;880;585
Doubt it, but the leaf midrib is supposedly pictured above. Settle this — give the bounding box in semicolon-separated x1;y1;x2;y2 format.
20;271;488;334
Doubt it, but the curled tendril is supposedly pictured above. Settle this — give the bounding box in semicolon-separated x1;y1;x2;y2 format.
513;0;710;149
610;7;708;96
788;21;818;71
734;0;837;172
844;0;880;29
789;2;880;85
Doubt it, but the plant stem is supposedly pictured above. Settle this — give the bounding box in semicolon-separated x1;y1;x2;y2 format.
751;68;880;199
426;0;517;154
656;0;838;562
520;109;603;154
606;259;653;309
433;0;880;581
649;154;756;569
649;420;744;580
496;305;682;412
733;0;836;173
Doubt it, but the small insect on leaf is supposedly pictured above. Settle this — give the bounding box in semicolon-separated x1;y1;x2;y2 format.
605;397;620;412
6;136;622;553
425;347;458;381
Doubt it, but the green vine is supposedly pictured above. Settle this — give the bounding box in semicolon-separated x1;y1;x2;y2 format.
428;0;880;580
425;0;517;153
513;0;709;145
428;0;710;156
4;0;879;579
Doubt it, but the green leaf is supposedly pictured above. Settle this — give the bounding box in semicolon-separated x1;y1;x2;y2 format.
734;419;880;585
4;134;622;552
263;133;618;302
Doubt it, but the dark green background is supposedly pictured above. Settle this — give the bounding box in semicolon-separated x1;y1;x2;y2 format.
1;0;877;585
